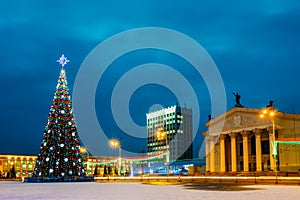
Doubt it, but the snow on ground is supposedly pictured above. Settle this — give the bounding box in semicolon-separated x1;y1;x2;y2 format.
0;182;299;200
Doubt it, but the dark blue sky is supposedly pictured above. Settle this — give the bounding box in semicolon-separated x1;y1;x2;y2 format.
1;1;300;157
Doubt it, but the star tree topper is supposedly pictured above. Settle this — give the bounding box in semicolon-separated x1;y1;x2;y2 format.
57;54;70;67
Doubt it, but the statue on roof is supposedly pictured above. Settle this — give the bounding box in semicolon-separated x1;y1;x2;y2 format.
232;92;244;108
266;100;274;108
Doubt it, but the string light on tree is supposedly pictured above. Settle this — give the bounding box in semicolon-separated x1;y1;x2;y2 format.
33;54;85;179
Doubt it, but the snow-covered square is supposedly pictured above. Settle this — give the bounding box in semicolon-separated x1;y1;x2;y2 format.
1;182;300;200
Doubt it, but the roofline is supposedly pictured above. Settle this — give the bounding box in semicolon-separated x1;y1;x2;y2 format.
206;107;300;128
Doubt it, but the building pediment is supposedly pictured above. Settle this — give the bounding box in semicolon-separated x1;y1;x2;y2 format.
205;107;272;136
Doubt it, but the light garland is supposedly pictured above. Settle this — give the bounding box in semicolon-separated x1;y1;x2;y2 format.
33;56;85;178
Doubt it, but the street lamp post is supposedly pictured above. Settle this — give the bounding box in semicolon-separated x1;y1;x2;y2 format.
156;128;169;175
109;139;121;176
259;105;278;174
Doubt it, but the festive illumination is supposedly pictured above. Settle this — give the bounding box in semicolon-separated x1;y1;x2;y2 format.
56;54;70;67
91;151;168;166
33;56;85;178
273;138;300;156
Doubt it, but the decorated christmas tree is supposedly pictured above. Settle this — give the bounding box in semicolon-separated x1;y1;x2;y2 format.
33;55;85;179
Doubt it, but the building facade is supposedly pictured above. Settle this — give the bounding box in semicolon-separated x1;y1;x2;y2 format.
0;154;37;178
203;107;300;173
147;105;193;161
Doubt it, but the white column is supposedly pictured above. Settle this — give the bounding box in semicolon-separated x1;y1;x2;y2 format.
205;138;210;172
254;129;262;172
220;134;226;172
210;137;215;172
230;133;237;172
242;131;249;172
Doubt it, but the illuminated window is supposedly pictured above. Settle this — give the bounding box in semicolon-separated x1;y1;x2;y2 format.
22;161;27;170
28;161;33;170
16;160;21;170
3;160;8;170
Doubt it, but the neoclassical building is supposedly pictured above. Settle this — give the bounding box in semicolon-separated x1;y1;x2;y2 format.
203;106;300;173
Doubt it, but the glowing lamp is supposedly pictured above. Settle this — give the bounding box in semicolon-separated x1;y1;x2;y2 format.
259;114;264;118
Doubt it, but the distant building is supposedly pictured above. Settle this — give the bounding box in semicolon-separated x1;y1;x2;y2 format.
0;154;37;178
204;106;300;173
146;105;193;161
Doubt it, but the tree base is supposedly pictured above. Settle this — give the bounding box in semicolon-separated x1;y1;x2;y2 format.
24;176;94;183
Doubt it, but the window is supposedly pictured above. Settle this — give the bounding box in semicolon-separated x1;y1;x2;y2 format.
3;160;8;170
262;140;270;154
28;161;33;170
16;160;21;170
